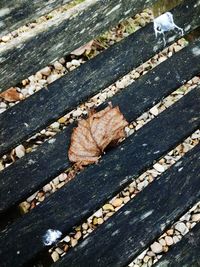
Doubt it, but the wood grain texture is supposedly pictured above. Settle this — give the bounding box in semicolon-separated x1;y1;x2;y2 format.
0;0;198;92
53;145;200;267
154;224;200;267
1;40;200;215
0;88;199;267
0;0;72;37
0;0;200;156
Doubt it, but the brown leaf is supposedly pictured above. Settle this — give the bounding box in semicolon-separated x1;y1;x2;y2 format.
71;41;94;56
68;104;128;167
0;87;23;102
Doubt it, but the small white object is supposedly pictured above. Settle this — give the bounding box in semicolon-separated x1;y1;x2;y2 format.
43;229;62;246
153;12;184;45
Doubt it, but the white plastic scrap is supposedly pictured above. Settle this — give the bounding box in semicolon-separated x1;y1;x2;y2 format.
153;12;184;45
43;229;62;246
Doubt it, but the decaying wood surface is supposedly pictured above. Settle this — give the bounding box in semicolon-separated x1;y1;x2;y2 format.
0;0;72;37
0;0;160;91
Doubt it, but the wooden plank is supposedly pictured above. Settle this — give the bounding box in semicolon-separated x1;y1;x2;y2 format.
53;145;200;267
0;0;198;92
154;224;200;267
0;0;72;37
1;39;200;215
0;1;200;157
0;88;199;267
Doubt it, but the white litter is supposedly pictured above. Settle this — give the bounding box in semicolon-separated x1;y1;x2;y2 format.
153;12;184;45
43;229;62;246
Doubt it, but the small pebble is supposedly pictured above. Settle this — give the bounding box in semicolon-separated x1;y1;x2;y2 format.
54;61;63;71
15;145;25;158
59;58;66;64
97;218;104;224
51;122;60;129
2;35;10;42
71;59;80;67
191;213;200;222
40;66;51;76
0;161;4;171
58;173;67;182
71;238;78;247
82;223;88;230
165;236;173;246
51;251;59;262
158;238;166;246
173;236;180;244
0;102;7;108
63;236;70;243
73;109;83;117
112;198;123;208
153;163;165;173
102;204;115;211
58;117;67;124
74;231;82;240
150;106;159;116
53;177;60;186
47;74;60;84
175;222;188;235
55;248;63;254
43;184;52;192
137;250;147;260
93;209;103;218
143;255;150;263
27;192;38;203
150;242;163;254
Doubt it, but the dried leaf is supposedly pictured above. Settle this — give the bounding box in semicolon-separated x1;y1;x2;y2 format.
68;104;128;167
71;41;94;56
0;87;23;102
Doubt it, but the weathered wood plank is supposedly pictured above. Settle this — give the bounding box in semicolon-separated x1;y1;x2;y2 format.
154;224;200;267
0;0;198;92
53;145;200;267
0;0;72;37
0;88;199;267
0;0;200;156
1;40;200;214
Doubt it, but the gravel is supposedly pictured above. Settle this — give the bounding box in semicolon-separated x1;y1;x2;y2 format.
0;5;199;266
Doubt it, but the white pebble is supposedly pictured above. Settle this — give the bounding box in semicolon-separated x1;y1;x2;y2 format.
165;236;173;246
51;122;60;129
53;177;60;186
51;251;59;262
0;102;7;108
137;249;148;260
54;61;63;71
40;66;51;76
175;222;188;235
63;235;71;243
153;163;165;173
150;106;159;116
73;109;83;117
43;184;52;192
159;238;166;246
58;173;67;182
15;145;25;158
150;242;163;254
191;213;200;222
2;35;10;42
26;191;38;202
173;236;180;244
93;209;103;218
47;74;60;84
71;59;80;67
